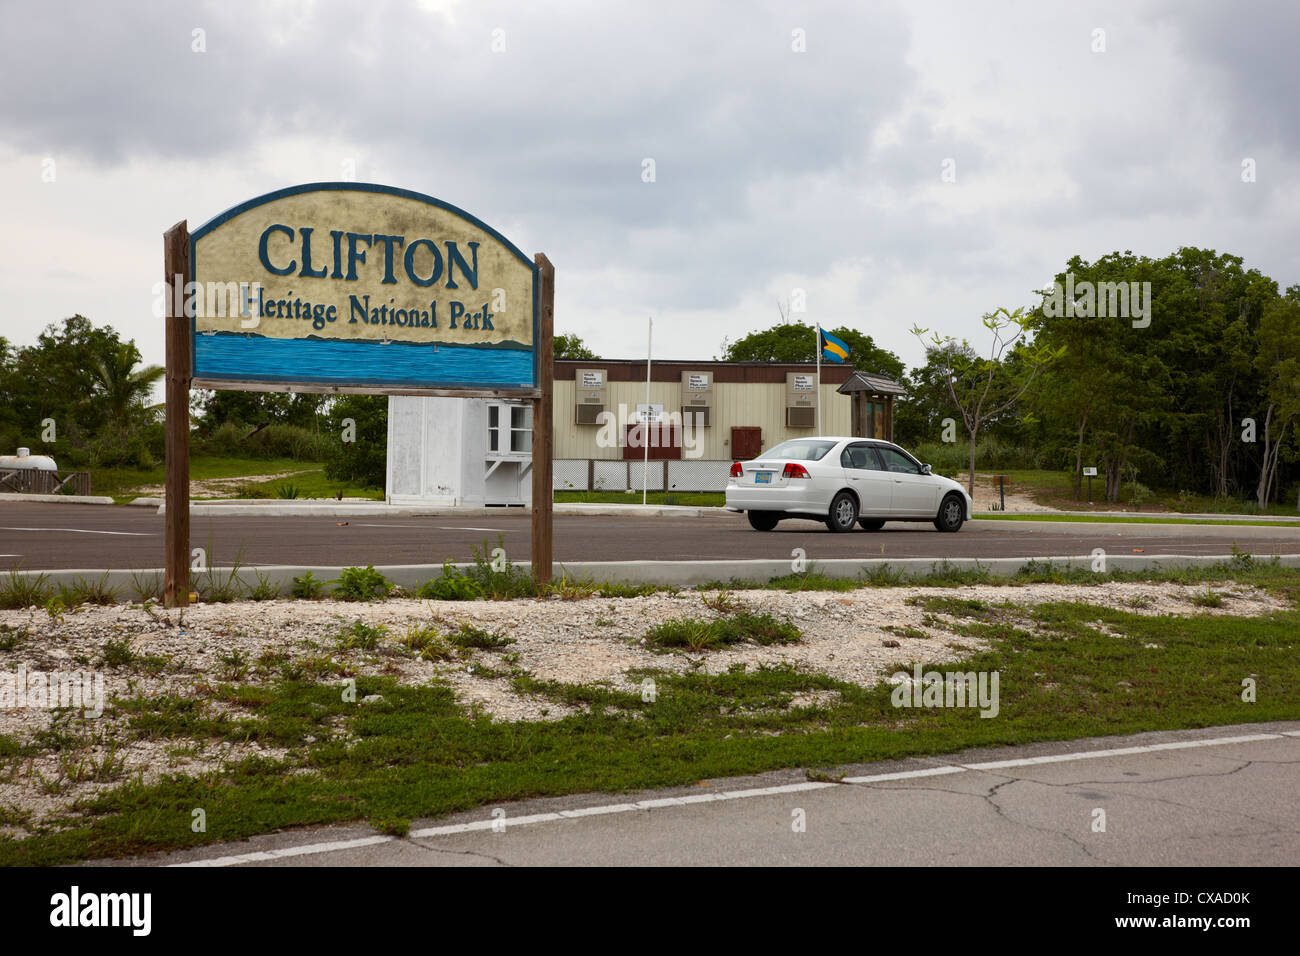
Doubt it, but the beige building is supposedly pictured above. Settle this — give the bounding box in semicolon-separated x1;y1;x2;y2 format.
554;359;902;462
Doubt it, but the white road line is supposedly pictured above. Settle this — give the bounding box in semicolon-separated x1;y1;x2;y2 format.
0;526;152;536
440;527;504;532
167;731;1291;867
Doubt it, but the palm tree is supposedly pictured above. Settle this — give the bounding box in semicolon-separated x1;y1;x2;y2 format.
88;342;165;425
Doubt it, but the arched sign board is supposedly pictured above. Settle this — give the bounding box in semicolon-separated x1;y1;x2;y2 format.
163;184;555;605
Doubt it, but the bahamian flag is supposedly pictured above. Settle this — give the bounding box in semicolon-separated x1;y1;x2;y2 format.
819;328;850;363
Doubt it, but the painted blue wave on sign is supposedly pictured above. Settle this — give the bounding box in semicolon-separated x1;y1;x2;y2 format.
194;334;535;388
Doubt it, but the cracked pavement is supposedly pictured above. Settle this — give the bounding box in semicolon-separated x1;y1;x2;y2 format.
102;721;1300;867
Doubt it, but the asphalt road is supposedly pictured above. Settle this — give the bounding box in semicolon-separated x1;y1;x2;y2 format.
3;501;1299;570
109;722;1300;867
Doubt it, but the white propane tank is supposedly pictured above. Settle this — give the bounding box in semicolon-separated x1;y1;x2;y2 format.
0;448;58;471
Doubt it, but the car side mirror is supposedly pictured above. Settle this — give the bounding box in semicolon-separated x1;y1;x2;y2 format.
922;463;932;475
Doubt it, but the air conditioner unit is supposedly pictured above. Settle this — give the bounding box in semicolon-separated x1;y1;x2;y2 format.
680;370;713;428
786;406;816;428
575;368;608;425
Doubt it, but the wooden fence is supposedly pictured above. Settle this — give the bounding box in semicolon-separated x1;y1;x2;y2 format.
0;469;91;496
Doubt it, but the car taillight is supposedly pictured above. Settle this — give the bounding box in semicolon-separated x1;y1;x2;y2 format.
782;462;810;479
729;461;743;478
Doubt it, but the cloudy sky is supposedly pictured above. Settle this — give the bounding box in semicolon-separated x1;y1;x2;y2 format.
2;0;1297;379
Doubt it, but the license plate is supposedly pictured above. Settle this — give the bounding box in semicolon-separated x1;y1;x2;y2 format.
754;472;772;484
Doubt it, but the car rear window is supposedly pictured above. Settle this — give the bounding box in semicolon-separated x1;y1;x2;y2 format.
762;439;836;461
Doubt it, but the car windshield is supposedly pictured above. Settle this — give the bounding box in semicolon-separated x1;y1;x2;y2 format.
761;439;837;461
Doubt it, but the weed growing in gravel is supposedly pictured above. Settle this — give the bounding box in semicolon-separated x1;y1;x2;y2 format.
417;562;483;601
332;566;392;602
217;649;250;682
57;573;119;606
883;625;930;641
99;637;138;669
0;623;27;652
0;567;53;610
446;622;514;651
128;570;162;604
334;620;388;650
701;590;742;614
1192;587;1225;608
647;612;801;651
245;572;280;601
291;571;325;599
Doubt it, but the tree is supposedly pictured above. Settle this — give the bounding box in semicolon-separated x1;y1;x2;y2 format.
1253;292;1300;508
87;341;164;424
718;321;905;380
912;307;1060;496
554;334;599;360
323;395;387;489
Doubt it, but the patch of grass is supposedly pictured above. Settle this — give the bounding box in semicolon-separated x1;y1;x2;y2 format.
331;566;391;602
56;573;120;606
540;573;598;601
129;569;162;604
97;637;168;675
275;483;300;499
647;612;801;651
701;589;742;614
1191;587;1225;608
446;622;514;651
245;571;280;601
0;567;53;610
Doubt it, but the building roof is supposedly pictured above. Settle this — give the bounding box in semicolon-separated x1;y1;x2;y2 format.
553;358;855;385
836;370;907;396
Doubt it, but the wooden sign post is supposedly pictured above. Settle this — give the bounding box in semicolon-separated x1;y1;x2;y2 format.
163;220;191;608
163;183;553;604
531;253;554;584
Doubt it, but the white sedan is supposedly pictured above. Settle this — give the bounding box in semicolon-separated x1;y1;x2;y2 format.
725;436;973;533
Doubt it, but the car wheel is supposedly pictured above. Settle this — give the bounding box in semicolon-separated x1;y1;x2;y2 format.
747;510;780;532
857;519;885;531
934;493;965;532
826;491;858;533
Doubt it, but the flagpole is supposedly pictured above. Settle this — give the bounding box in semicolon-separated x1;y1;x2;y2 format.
643;316;652;506
815;321;821;435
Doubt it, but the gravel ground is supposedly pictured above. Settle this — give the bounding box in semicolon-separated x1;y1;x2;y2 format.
0;580;1286;836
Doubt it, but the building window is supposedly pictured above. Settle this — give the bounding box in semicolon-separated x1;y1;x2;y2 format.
488;403;532;458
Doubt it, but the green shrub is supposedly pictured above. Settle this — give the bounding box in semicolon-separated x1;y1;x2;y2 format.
332;565;391;602
417;562;484;601
291;571;324;599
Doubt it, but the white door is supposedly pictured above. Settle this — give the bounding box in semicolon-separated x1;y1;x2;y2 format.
875;446;940;517
840;443;892;517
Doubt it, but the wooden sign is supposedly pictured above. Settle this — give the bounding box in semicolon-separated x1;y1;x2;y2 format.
163;184;554;606
187;183;539;396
